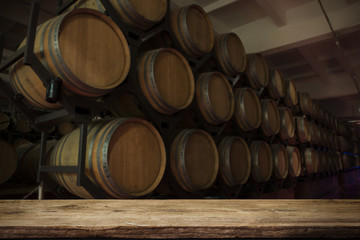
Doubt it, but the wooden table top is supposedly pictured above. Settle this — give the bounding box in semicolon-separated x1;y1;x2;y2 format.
0;199;359;238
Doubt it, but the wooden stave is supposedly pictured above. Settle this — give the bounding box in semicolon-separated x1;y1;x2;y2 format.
170;4;215;58
10;9;130;110
213;32;246;76
298;92;312;116
50;118;166;199
271;144;289;180
283;80;298;107
218;136;251;187
245;54;269;90
250;141;273;183
170;129;219;192
233;88;262;132
278;107;295;141
303;148;319;175
267;69;285;100
196;72;235;125
286;146;302;178
294;117;310;144
260;99;280;137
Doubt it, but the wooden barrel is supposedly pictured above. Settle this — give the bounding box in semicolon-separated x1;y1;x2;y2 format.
218;136;251;186
250;141;273;182
271;144;289;180
311;100;319;121
283;80;298;107
303;148;319;174
266;69;285;99
170;129;219;192
286;146;302;178
278;107;295;141
298;92;312;116
12;138;32;148
233;88;261;132
309;120;318;146
70;0;168;30
196;72;234;125
138;48;194;115
245;54;269;89
14;116;33;133
334;152;343;171
57;122;75;136
15;140;57;183
10;9;130;110
0;138;18;185
51;118;166;198
294;117;310;143
260;99;280;137
318;105;325;125
339;136;351;152
0;112;10;131
213;32;246;76
170;4;214;58
317;150;326;173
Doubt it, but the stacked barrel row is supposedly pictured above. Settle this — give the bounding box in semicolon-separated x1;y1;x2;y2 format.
3;0;358;198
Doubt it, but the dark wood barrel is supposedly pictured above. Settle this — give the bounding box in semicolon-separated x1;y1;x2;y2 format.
170;129;219;192
218;136;251;186
0;138;18;185
283;80;298;107
294;116;310;144
213;32;246;76
245;54;269;89
10;9;130;110
15;140;57;183
57;122;75;136
138;48;195;115
266;69;285;99
260;99;280;137
196;72;234;125
250;141;273;183
51;118;166;198
233;88;261;132
170;4;214;58
279;107;295;141
303;148;319;175
0;112;10;131
271;144;289;180
309;120;318;146
298;92;312;116
286;146;301;178
69;0;168;30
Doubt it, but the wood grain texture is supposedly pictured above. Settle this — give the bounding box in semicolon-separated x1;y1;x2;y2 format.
0;199;359;239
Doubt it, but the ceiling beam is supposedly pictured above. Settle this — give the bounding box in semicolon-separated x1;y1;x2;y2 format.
255;0;287;27
203;0;238;13
298;46;331;84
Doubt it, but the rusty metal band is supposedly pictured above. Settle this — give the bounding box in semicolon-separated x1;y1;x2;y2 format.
142;50;177;113
177;6;202;56
175;129;198;191
115;0;157;28
198;73;221;124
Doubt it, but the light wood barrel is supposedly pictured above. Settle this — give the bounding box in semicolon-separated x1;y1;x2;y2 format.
303;148;319;174
10;9;130;110
309;120;318;146
286;146;301;178
283;80;298;107
170;129;219;192
298;92;312;116
196;72;234;125
57;122;75;136
279;107;295;141
250;141;273;182
15;140;57;183
213;32;246;76
138;48;195;115
233;88;261;132
266;69;285;99
271;144;289;180
260;99;280;137
218;136;251;186
0;112;10;131
50;118;166;198
170;4;214;58
70;0;168;30
294;117;310;144
0;138;18;185
245;54;269;89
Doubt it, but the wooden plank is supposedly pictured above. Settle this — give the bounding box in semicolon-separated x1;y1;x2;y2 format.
0;200;359;239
